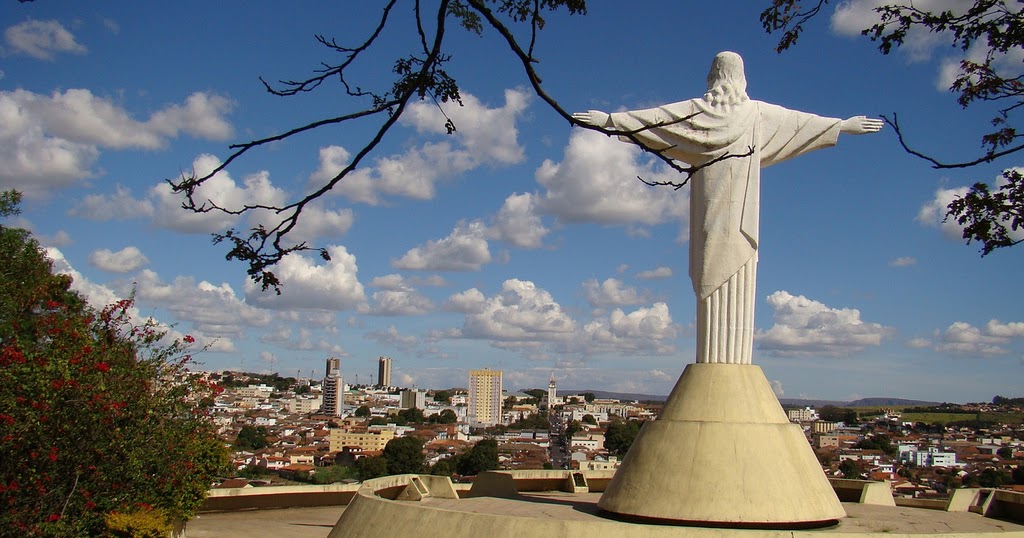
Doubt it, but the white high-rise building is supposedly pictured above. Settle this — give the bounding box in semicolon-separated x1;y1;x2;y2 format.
322;357;344;417
468;368;503;426
377;356;392;388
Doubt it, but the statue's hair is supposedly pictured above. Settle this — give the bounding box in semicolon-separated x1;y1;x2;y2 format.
704;51;749;109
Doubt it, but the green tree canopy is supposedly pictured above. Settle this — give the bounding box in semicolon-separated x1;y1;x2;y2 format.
455;439;499;476
604;419;642;458
0;191;227;536
383;436;425;475
354;404;372;417
235;425;270;450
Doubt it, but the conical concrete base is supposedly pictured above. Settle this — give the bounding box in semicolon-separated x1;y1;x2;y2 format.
597;363;845;528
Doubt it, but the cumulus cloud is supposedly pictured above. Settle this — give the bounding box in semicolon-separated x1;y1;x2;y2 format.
636;266;673;280
582;278;644;307
917;169;1024;245
70;185;154;220
5;19;86;60
443;279;577;345
43;248;231;351
582;302;678;354
534;129;689;231
770;379;785;398
328;89;529;205
244;245;367;311
88;246;148;273
151;155;284;233
366;325;418;349
393;220;491;271
935;321;1010;354
132;269;271;338
756;291;893;357
363;274;434;316
831;1;1024;93
0;89;232;196
487;193;548;248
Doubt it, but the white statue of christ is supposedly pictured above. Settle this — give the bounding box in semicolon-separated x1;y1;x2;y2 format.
573;51;882;365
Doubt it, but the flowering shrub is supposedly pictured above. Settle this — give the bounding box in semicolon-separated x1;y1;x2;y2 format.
0;192;227;537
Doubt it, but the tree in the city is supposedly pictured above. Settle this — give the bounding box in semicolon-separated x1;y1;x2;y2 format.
604;418;641;458
454;439;499;476
0;190;228;536
383;436;426;475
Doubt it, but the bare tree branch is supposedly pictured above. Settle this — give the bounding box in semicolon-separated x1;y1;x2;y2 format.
884;113;1024;169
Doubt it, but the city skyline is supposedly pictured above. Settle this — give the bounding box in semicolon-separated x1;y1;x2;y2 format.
2;2;1022;403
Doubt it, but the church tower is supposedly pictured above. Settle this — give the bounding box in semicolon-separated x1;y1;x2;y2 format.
547;372;557;408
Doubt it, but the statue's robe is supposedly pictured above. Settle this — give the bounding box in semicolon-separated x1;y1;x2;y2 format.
594;99;842;363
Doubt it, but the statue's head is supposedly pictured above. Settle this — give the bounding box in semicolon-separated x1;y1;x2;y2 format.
704;51;748;108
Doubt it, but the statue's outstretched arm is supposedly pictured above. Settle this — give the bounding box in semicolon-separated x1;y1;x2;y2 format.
841;116;883;135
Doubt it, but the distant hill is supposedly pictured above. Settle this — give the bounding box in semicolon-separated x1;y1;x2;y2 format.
846;397;941;407
556;389;668;402
550;392;942;408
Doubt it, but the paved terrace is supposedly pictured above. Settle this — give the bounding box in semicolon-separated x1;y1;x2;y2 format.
189;493;1024;537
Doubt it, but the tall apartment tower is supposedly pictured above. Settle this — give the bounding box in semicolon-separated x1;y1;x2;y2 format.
468;368;503;426
377;356;392;388
322;357;344;417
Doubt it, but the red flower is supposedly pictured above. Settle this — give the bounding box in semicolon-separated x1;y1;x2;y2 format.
48;448;58;462
46;514;60;522
96;362;110;372
183;334;195;344
83;501;96;510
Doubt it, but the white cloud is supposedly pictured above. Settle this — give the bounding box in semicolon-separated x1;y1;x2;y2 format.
534;129;689;230
393;220;492;271
889;256;916;267
917;169;1024;245
148;92;234;140
364;274;434;316
906;337;932;349
830;1;959;61
582;278;643;307
917;185;969;241
366;325;418;349
986;320;1024;338
244;245;367;311
0;89;232;196
5;19;86;60
444;279;577;344
935;321;1008;354
88;246;148;273
582;302;678;354
757;291;893;357
402;88;529;165
770;379;785;398
151;155;284;234
132;269;271;338
487;193;548;248
70;185;154;220
331;89;529;205
636;266;673;280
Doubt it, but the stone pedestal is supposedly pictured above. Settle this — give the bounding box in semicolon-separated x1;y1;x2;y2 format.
597;363;845;528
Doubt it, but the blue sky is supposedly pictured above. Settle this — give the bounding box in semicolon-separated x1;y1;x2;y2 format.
2;1;1022;402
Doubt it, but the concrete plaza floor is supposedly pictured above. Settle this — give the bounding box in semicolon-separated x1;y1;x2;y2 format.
187;506;345;538
188;493;1024;537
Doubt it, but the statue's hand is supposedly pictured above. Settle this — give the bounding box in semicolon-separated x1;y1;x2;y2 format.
841;116;884;135
572;111;596;126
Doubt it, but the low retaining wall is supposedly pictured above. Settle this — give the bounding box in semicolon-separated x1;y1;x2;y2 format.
199;483;360;512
